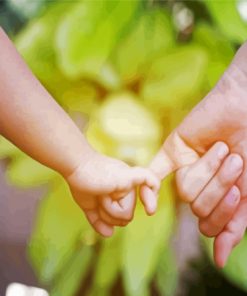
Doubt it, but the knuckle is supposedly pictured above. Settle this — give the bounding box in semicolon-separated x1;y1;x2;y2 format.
199;221;214;237
99;210;111;224
119;220;129;227
191;201;209;218
217;172;232;187
118;205;134;221
199;220;220;237
176;169;196;203
205;158;221;173
115;220;127;227
227;220;239;233
177;182;193;203
125;210;134;222
198;221;207;236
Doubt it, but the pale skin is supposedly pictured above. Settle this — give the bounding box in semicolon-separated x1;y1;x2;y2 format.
148;41;247;268
1;26;246;268
0;27;160;237
101;40;247;268
175;142;243;268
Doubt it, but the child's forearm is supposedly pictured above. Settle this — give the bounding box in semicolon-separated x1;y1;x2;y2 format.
0;27;94;177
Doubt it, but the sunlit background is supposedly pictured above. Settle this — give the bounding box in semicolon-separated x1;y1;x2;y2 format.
0;0;247;295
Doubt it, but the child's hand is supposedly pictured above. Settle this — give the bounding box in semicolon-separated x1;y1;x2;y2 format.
66;151;160;237
176;142;244;267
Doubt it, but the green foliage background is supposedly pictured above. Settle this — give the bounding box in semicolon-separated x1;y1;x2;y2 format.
0;0;247;295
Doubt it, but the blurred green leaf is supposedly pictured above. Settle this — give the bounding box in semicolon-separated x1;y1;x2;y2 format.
0;137;56;187
6;155;56;187
141;45;208;111
122;177;175;296
59;80;99;116
204;0;247;44
204;235;247;292
86;92;162;166
55;0;140;79
223;234;247;292
90;231;122;296
51;245;92;296
7;0;46;20
194;23;234;87
5;1;243;295
15;2;71;82
155;245;178;296
0;136;22;159
14;1;84;106
97;63;122;91
15;2;100;115
112;8;175;83
29;178;93;284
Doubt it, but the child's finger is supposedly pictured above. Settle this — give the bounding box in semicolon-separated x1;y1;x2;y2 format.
99;206;129;227
129;167;160;194
176;141;229;203
198;186;240;237
140;185;157;215
85;209;114;237
72;191;97;211
191;154;243;218
101;190;136;220
214;198;247;268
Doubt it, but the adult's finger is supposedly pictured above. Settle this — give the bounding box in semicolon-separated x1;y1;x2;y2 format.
176;141;229;202
85;210;114;237
198;186;240;237
191;154;243;218
149;131;199;180
214;198;247;268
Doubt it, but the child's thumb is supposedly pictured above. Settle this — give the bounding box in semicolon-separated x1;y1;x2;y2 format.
149;131;199;180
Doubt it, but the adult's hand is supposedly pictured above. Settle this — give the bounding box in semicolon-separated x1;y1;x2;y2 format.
149;41;247;267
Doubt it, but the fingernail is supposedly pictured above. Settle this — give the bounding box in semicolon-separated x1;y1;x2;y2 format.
225;186;240;205
229;154;243;170
217;142;229;159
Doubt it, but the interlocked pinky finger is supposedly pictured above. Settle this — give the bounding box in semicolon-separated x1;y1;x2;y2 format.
130;167;160;194
140;185;158;215
85;210;114;237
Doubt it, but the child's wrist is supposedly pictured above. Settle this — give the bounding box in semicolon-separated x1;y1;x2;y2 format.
60;142;99;181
